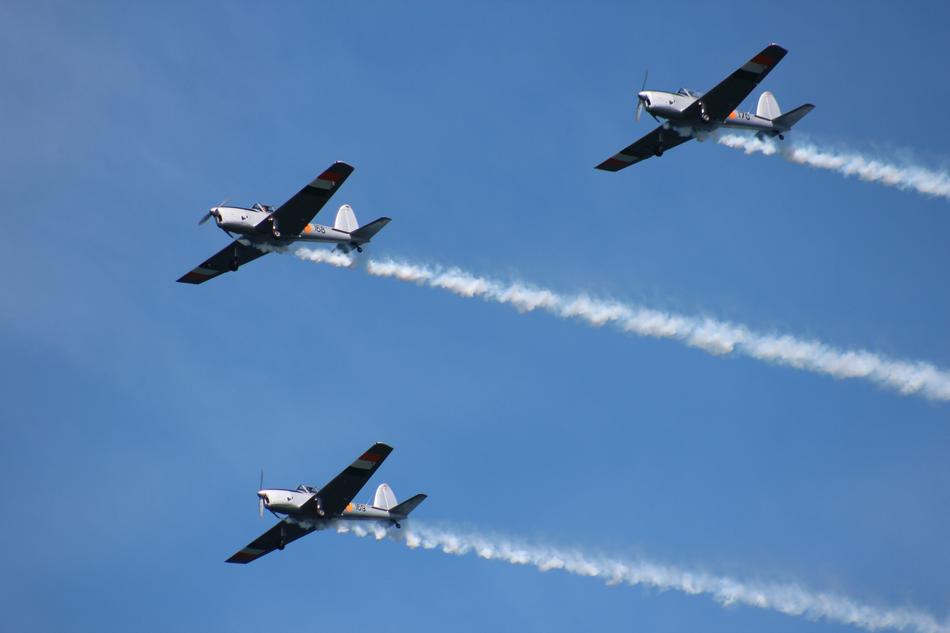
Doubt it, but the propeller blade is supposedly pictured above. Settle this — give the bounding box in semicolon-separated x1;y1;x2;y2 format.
198;211;213;226
258;469;265;518
635;70;649;123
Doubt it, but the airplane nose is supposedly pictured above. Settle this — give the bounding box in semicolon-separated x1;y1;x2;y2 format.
638;91;650;106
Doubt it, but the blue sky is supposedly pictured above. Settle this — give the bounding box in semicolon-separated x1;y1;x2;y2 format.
2;1;949;631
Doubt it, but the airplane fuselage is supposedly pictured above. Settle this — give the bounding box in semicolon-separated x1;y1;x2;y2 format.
258;487;409;523
211;205;364;249
639;89;792;136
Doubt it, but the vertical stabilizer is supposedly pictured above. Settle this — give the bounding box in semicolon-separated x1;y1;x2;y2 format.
334;204;359;233
756;91;781;120
373;483;398;510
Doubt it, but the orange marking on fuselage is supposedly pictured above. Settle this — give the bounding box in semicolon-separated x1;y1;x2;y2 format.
304;224;313;234
345;503;354;512
728;111;737;120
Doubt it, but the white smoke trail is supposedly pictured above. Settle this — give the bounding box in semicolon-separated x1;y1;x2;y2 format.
292;252;949;401
717;133;950;200
292;246;355;268
334;521;948;633
247;240;357;268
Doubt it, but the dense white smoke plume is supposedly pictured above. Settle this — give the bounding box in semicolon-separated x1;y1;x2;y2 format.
717;134;950;200
335;521;948;633
291;248;950;401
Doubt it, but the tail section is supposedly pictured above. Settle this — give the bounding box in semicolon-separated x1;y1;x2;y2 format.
756;90;814;131
350;217;391;243
756;91;781;120
334;204;359;233
772;103;815;130
372;483;397;510
390;493;427;517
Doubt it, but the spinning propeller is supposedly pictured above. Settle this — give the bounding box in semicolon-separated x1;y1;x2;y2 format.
198;199;235;237
635;70;658;123
258;469;265;519
635;70;648;122
197;198;229;226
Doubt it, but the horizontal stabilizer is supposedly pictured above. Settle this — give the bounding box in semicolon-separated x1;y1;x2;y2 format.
389;493;427;517
773;104;814;130
350;217;391;242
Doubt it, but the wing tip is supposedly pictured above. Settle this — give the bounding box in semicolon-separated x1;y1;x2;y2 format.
177;270;218;284
310;161;356;189
372;441;394;454
595;156;629;172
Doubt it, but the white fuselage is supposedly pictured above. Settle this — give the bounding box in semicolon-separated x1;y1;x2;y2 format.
638;89;789;135
258;488;407;522
211;206;356;246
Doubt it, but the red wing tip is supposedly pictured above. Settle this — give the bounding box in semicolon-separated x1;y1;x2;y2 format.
320;162;355;179
595;157;625;171
177;270;216;284
225;553;254;564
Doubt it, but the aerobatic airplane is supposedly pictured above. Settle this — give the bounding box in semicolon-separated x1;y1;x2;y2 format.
178;161;389;284
596;43;814;171
226;442;426;564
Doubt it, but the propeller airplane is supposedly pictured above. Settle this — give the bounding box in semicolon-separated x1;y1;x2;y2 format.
226;442;426;564
596;43;814;171
178;161;389;284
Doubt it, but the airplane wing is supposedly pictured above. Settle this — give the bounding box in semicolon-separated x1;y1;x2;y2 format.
595;124;694;171
176;239;268;284
225;442;393;564
225;517;326;564
269;161;355;236
309;442;394;517
683;43;788;123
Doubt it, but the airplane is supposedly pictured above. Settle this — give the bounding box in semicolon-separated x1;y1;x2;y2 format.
178;161;390;284
226;442;427;564
596;43;814;171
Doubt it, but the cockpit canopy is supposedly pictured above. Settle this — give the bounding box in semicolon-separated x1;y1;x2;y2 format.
251;203;274;214
677;88;703;97
297;484;319;494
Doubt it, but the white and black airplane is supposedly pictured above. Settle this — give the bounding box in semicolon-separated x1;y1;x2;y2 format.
227;442;426;564
596;43;814;171
178;161;389;284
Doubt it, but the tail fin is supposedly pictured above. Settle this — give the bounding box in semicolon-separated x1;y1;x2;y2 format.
350;217;391;243
773;103;815;130
372;483;397;510
334;204;359;233
390;493;427;517
756;91;781;120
